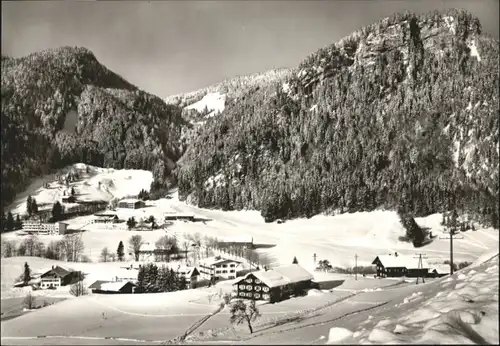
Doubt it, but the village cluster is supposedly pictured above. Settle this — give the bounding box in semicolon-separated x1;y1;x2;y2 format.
5;169;455;302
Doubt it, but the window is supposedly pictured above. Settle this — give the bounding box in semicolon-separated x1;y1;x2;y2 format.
239;292;245;296
245;278;253;284
239;285;246;290
230;270;235;273
223;270;227;273
216;270;221;274
255;286;261;292
263;287;269;292
262;294;270;300
216;265;221;268
255;279;261;284
246;285;253;291
223;264;227;268
230;264;236;267
254;293;260;299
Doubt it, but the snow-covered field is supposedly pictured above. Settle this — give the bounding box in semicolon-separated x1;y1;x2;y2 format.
3;164;498;272
6;164;152;217
1;164;499;344
0;257;169;299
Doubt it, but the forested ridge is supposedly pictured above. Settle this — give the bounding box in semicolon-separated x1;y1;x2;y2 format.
177;9;499;227
1;47;187;212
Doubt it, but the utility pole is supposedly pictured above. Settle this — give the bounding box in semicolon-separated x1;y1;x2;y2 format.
440;210;464;275
354;254;358;281
413;253;428;284
313;253;317;267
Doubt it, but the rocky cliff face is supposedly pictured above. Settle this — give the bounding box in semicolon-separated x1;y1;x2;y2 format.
177;9;499;227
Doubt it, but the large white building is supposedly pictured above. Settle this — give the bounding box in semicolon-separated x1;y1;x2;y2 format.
22;222;68;235
199;256;241;280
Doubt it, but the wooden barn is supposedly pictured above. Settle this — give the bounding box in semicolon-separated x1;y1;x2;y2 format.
93;212;119;224
218;235;254;248
233;264;313;303
62;196;77;203
372;253;430;278
118;199;145;209
39;266;84;289
89;280;137;294
429;265;449;278
164;213;195;221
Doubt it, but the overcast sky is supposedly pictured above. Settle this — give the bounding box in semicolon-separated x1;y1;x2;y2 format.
2;0;498;98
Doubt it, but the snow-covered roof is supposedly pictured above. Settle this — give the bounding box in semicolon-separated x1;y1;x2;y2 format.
119;198;143;204
430;265;450;274
218;235;253;244
237;264;313;288
201;256;242;266
373;255;430;270
251;270;290;288
139;242;155;252
100;281;135;291
274;264;314;282
176;266;199;277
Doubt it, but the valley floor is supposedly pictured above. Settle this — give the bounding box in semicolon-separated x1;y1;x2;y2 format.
1;164;498;344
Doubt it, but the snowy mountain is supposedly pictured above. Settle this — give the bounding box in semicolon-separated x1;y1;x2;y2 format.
165;69;291;125
1;47;187;212
177;9;499;228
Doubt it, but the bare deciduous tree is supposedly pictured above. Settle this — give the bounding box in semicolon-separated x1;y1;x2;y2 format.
70;280;88;297
23;292;36;310
187;233;202;264
229;299;261;334
100;247;110;262
45;240;64;260
18;236;45;257
181;239;190;265
108;198;119;210
129;235;143;261
155;235;178;262
62;234;85;262
1;239;17;257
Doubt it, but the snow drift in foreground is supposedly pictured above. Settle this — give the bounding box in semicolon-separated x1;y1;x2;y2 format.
327;252;499;345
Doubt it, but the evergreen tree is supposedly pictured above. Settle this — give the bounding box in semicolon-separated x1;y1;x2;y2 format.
126;217;137;230
23;262;31;286
15;215;22;230
1;212;6;232
6;212;14;232
71;187;75;196
156;266;167;292
26;196;33;216
136;265;146;293
178;275;187;290
292;256;298;264
52;201;63;222
169;269;178;291
31;198;38;214
117;241;125;261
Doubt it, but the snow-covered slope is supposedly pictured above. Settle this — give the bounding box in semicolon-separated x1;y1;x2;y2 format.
185;92;226;118
326;253;499;345
3;166;498;273
6;163;153;217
